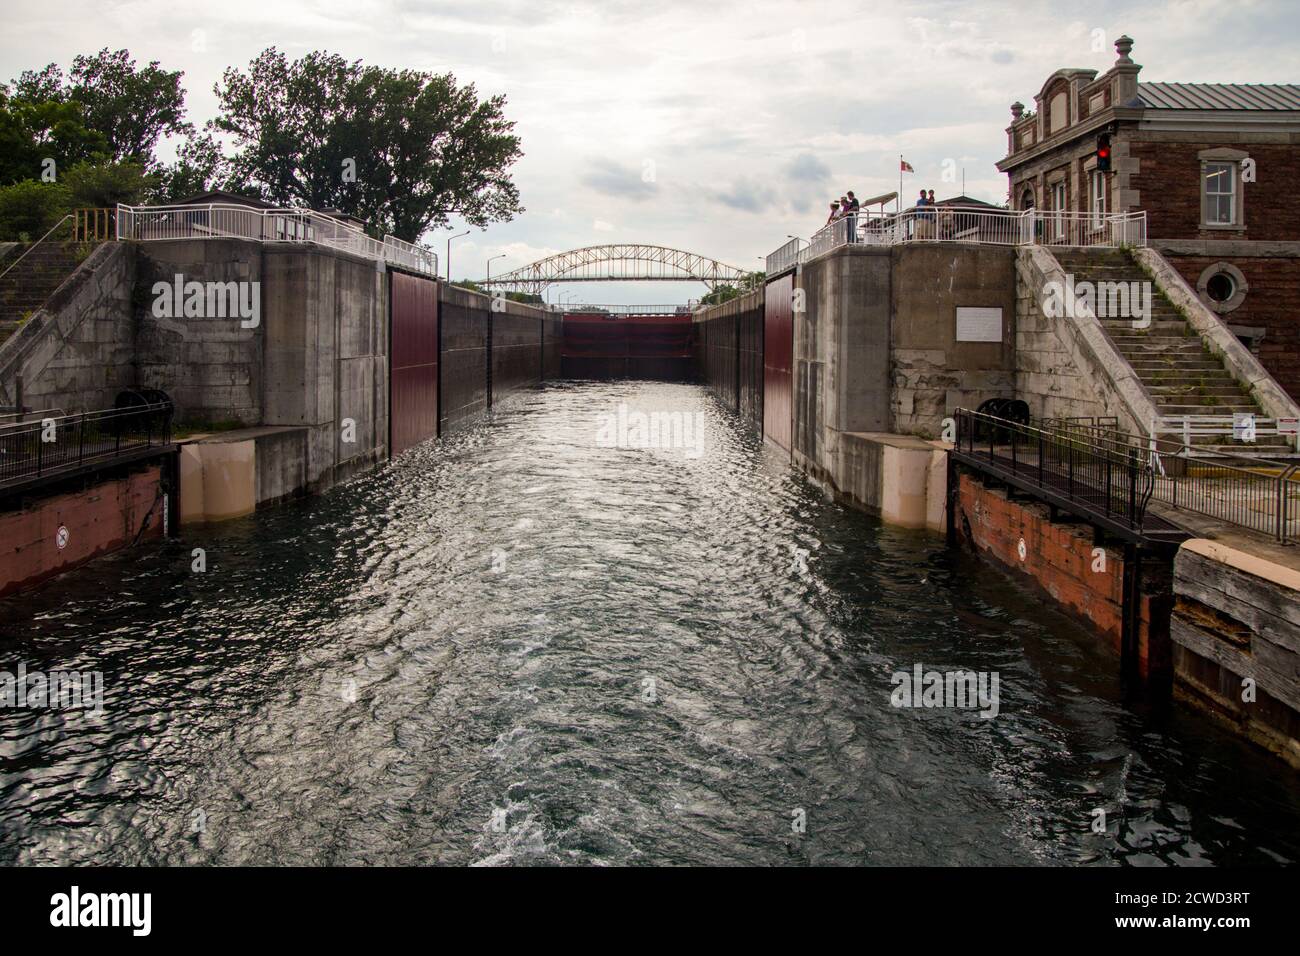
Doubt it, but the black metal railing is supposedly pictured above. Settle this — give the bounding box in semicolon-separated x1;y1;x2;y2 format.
954;408;1300;544
956;407;1155;532
0;402;173;493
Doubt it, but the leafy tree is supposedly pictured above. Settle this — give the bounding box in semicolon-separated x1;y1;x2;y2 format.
152;133;232;203
0;180;71;240
0;88;108;185
61;160;157;208
13;49;190;164
212;48;524;241
451;279;541;305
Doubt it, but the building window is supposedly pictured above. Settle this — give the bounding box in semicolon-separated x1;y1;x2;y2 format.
1203;162;1237;225
1195;261;1248;314
1206;272;1235;303
1051;181;1066;239
1090;169;1107;227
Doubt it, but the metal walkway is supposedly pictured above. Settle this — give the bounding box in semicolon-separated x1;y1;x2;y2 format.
951;409;1189;550
0;402;175;498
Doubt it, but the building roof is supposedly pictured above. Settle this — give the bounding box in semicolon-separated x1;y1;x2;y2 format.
1134;82;1300;111
176;190;275;209
933;195;1000;207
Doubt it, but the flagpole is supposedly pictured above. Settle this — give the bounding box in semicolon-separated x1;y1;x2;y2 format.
898;154;903;215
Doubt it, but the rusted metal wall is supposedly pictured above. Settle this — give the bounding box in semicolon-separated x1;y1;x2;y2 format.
389;272;439;456
561;313;694;380
763;274;794;451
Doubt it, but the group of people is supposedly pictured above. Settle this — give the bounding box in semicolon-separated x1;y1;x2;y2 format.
821;188;949;241
825;191;861;225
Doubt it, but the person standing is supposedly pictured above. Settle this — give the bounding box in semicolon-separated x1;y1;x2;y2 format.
826;201;841;226
845;191;860;244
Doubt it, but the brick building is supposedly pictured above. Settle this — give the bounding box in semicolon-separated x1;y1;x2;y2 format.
996;36;1300;398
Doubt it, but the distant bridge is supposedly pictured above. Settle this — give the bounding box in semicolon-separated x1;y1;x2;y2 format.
476;244;747;294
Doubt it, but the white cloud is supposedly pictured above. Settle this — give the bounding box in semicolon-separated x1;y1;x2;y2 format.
3;0;1294;304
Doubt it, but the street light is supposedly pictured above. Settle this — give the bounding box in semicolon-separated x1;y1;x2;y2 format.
445;230;470;282
486;253;505;283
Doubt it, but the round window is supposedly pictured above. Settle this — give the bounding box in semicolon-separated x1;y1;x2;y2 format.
1206;272;1235;303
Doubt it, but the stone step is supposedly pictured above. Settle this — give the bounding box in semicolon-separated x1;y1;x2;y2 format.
1156;404;1262;415
1128;360;1225;371
1137;372;1240;386
1099;320;1188;333
1148;385;1249;398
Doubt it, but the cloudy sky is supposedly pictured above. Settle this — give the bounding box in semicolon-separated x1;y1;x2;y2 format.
3;0;1294;304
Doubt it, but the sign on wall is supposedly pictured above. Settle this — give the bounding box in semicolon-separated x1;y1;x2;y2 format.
955;307;1003;343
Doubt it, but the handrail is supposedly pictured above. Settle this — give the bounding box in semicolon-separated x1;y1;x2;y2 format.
115;203;438;276
956;408;1300;543
0;214;75;284
771;207;1148;269
0;401;174;493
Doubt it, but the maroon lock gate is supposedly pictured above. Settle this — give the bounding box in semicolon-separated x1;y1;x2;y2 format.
389;272;439;456
763;275;793;452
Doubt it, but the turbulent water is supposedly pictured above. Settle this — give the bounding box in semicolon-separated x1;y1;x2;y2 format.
1;380;1298;866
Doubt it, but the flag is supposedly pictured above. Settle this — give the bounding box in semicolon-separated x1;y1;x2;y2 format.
900;159;915;173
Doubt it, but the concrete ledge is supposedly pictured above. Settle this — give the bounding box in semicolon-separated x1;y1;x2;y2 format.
1180;537;1300;594
837;432;948;531
178;425;310;523
1135;247;1300;423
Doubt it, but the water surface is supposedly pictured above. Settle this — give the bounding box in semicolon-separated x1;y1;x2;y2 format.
2;381;1297;865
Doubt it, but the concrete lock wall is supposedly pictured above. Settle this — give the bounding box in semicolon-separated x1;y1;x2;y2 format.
260;245;389;489
136;239;266;426
542;313;563;380
492;301;547;403
437;284;490;434
693;288;764;433
890;244;1017;437
0;241;138;415
438;284;550;435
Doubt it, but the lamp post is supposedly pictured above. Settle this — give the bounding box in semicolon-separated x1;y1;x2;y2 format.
445;230;470;282
486;253;505;284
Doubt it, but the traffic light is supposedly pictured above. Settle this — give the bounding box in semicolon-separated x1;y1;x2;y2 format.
1097;134;1112;173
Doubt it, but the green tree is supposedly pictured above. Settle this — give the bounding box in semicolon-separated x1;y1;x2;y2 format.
61;159;157;208
0;180;71;240
0;88;108;185
13;49;190;164
152;132;232;203
212;48;524;241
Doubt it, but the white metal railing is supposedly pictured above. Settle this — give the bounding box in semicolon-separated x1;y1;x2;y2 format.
766;236;804;275
115;203;437;276
1152;415;1300;455
776;207;1148;270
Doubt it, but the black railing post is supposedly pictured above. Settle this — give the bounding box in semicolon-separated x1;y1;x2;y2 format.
1128;448;1138;528
1037;432;1044;487
1104;456;1112;517
78;412;85;467
1067;443;1074;500
1011;425;1018;474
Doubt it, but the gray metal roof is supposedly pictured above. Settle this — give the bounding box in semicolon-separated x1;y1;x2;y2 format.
1135;81;1300;110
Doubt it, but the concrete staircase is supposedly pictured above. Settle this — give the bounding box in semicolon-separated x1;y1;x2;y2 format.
0;243;85;348
1050;248;1294;458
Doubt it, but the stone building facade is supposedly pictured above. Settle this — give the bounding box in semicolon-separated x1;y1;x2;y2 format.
996;36;1300;399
